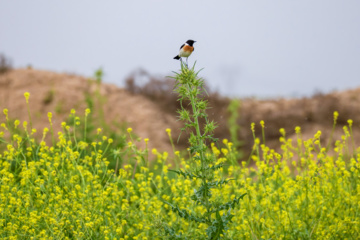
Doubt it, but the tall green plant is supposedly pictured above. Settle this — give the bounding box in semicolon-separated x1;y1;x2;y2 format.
227;99;243;160
162;63;246;239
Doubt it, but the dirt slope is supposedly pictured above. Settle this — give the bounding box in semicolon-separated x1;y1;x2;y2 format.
238;89;360;158
0;68;181;153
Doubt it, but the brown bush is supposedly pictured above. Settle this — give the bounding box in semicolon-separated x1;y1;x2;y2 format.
0;54;12;74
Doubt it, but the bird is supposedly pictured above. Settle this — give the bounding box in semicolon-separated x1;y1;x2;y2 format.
173;40;196;67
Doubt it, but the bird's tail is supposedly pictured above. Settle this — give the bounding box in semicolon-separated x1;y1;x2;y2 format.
173;55;180;60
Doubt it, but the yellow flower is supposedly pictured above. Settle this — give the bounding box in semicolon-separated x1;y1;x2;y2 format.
24;92;30;103
260;120;265;128
251;122;255;132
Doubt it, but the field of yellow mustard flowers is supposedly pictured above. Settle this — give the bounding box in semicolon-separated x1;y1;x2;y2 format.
1;79;360;238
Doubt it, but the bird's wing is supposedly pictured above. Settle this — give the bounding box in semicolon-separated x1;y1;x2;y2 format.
179;44;185;50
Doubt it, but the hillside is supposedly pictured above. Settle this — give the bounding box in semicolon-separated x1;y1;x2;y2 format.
0;68;181;153
1;68;360;158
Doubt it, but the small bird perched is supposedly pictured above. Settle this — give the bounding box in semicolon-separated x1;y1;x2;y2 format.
174;39;196;66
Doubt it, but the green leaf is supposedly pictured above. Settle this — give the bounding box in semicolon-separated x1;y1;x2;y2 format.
162;225;186;239
210;193;247;213
206;179;234;188
206;209;235;240
168;169;200;179
201;163;225;172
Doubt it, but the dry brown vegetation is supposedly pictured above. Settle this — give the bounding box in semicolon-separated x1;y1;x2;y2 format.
0;54;12;75
1;68;360;160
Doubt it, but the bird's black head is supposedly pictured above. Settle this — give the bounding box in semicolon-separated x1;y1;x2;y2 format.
186;40;196;46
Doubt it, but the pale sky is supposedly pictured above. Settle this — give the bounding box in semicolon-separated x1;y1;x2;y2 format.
1;0;360;98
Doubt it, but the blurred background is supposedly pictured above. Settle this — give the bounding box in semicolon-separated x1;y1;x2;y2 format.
1;0;360;98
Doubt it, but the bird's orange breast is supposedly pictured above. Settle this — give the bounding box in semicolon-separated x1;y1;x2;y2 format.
183;45;194;53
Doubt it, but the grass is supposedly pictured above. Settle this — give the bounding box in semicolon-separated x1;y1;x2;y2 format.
0;65;359;239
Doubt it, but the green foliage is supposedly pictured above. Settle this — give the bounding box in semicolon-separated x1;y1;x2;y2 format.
163;62;246;239
70;69;128;168
95;68;104;84
227;99;243;159
0;69;360;239
65;108;127;169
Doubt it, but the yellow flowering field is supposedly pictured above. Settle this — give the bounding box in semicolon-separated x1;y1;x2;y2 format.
1;89;360;239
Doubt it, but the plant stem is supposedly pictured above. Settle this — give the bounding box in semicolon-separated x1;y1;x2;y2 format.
186;81;211;219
